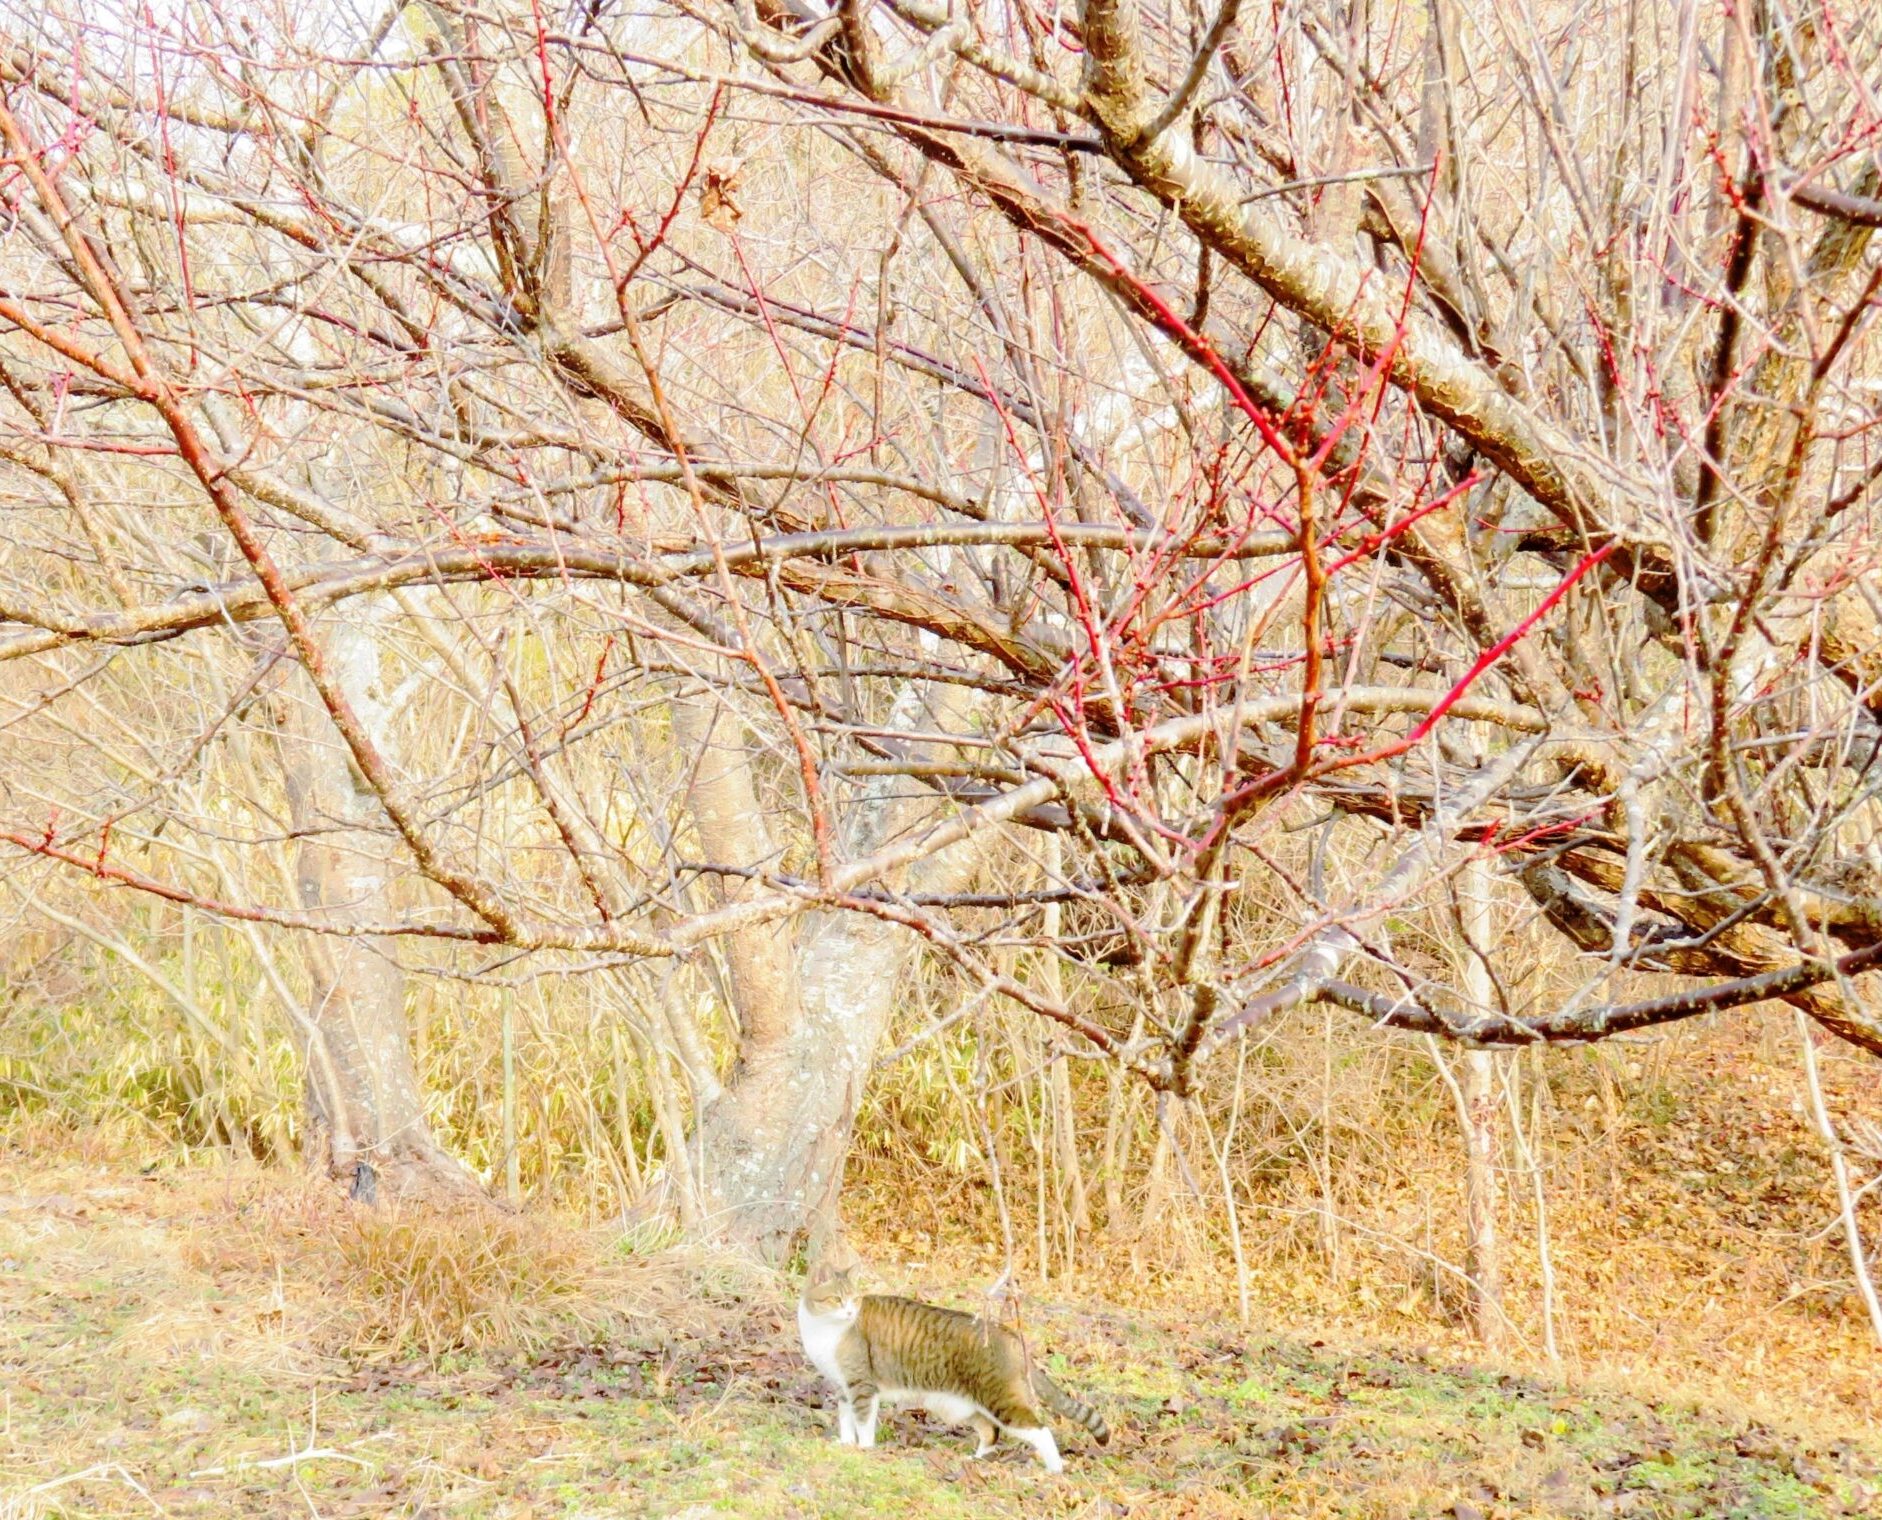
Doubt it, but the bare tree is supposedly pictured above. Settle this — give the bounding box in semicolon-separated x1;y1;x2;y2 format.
0;0;1878;1290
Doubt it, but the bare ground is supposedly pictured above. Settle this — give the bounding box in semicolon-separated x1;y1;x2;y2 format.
2;1144;1879;1520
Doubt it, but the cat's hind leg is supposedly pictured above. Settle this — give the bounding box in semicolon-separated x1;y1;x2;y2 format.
1011;1425;1063;1474
968;1413;998;1459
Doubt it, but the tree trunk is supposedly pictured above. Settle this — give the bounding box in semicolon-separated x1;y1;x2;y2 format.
675;687;978;1257
1039;834;1090;1237
273;603;480;1203
689;906;913;1256
1459;857;1504;1349
1460;1047;1503;1348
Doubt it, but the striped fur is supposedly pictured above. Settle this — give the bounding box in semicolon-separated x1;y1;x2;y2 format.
798;1270;1107;1471
1033;1369;1110;1444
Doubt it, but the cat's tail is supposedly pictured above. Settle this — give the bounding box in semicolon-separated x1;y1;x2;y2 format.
1032;1372;1110;1445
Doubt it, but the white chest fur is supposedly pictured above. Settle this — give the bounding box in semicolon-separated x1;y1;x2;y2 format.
797;1300;853;1391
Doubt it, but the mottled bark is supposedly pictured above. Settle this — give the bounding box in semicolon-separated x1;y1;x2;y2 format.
679;687;978;1257
274;604;479;1202
688;905;918;1256
671;695;805;1057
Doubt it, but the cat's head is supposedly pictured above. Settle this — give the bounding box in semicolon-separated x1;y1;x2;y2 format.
801;1264;862;1323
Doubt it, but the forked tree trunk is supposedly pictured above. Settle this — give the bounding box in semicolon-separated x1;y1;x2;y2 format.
675;688;978;1257
689;906;922;1256
273;605;480;1203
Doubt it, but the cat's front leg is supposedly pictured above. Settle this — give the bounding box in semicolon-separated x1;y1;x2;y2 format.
836;1394;858;1446
850;1381;881;1448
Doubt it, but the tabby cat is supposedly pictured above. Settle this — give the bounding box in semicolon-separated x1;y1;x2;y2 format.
796;1267;1109;1472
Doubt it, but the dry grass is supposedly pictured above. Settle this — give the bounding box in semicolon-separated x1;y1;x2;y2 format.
271;1197;625;1358
844;1010;1882;1445
2;1139;1877;1518
0;1130;674;1366
9;979;1880;1436
6;934;1882;1509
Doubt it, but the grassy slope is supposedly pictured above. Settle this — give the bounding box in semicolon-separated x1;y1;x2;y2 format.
3;1152;1878;1520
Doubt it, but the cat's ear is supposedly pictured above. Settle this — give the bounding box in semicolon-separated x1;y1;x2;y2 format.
807;1233;861;1289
